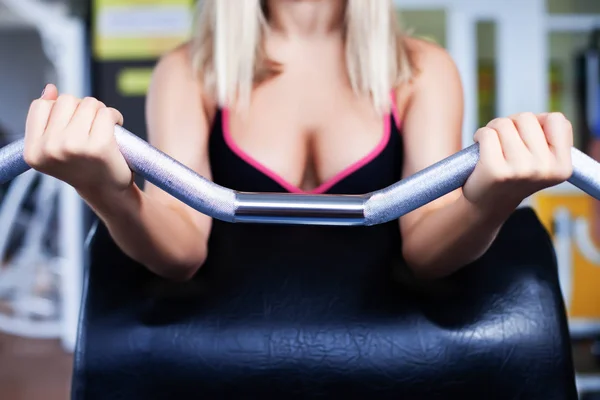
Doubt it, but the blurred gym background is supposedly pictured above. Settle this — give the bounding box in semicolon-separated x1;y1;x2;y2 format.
1;0;600;398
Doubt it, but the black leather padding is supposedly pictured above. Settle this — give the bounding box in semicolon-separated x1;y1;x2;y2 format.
71;207;577;399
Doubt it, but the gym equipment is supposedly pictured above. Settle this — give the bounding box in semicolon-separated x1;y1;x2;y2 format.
1;126;600;224
0;125;588;399
577;29;600;149
72;206;575;399
1;0;88;352
0;170;62;339
533;191;600;336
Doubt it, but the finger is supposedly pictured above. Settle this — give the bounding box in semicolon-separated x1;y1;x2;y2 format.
25;99;54;141
45;94;80;135
537;112;574;148
24;99;54;164
486;117;529;164
89;107;123;148
40;84;59;101
541;112;573;167
474;127;507;169
67;97;105;137
509;112;552;160
536;112;550;121
111;107;124;126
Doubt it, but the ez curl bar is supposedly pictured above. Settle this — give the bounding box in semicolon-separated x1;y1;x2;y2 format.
0;126;599;226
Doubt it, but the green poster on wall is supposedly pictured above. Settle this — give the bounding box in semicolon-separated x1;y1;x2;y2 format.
92;0;195;61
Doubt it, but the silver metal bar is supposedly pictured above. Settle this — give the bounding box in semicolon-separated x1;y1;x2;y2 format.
2;126;600;226
0;139;28;185
112;127;236;222
235;193;366;225
364;144;480;225
569;147;600;201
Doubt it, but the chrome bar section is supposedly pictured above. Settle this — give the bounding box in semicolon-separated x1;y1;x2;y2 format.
234;193;366;225
2;126;600;226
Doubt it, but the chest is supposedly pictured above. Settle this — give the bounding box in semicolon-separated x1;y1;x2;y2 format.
224;76;395;193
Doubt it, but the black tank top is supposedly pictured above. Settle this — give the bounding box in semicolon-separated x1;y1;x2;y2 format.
203;105;406;307
209;107;403;195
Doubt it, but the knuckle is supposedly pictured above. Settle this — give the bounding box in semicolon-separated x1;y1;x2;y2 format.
57;94;77;104
55;95;79;115
86;144;108;161
80;96;99;109
488;165;510;182
23;147;41;168
488;117;514;132
552;162;573;181
83;140;101;155
96;107;121;126
474;127;495;142
29;98;44;112
62;140;84;157
42;140;65;161
40;137;65;162
511;167;530;181
549;111;566;120
537;160;554;180
514;111;536;122
487;117;502;128
561;164;574;180
96;107;112;120
107;107;120;116
545;112;567;128
565;118;573;131
510;160;536;180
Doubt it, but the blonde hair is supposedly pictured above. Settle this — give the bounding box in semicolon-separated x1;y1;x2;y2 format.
192;0;413;114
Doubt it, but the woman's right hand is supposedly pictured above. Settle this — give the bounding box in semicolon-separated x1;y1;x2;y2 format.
24;84;132;195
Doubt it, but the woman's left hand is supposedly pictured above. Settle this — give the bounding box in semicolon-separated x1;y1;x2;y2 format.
463;112;574;214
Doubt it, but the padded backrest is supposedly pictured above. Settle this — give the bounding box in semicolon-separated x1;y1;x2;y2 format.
72;208;577;400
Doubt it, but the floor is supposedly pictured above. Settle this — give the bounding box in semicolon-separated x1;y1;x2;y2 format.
0;333;72;400
0;334;597;399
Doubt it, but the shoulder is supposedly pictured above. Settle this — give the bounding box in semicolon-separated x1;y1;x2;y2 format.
394;37;463;117
152;43;195;84
405;36;456;69
148;42;217;117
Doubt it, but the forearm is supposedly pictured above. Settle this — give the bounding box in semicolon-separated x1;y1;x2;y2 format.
401;194;517;279
78;184;208;281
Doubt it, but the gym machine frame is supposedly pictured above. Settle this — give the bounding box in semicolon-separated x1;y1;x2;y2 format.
1;0;87;352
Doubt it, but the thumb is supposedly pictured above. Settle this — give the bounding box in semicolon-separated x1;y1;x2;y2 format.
40;84;58;100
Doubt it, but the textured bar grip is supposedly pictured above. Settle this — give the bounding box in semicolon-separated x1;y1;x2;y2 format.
0;139;28;185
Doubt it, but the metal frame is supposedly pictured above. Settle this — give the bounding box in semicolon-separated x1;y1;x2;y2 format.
543;12;600;345
394;0;548;148
1;0;87;352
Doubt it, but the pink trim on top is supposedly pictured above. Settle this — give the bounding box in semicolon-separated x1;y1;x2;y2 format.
221;100;398;194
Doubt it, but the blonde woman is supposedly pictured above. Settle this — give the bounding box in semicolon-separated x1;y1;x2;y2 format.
24;0;573;282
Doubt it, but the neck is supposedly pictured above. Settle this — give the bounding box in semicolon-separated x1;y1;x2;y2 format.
266;0;346;38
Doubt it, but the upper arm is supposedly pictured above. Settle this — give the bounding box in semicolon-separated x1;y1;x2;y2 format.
144;44;214;233
397;38;465;234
